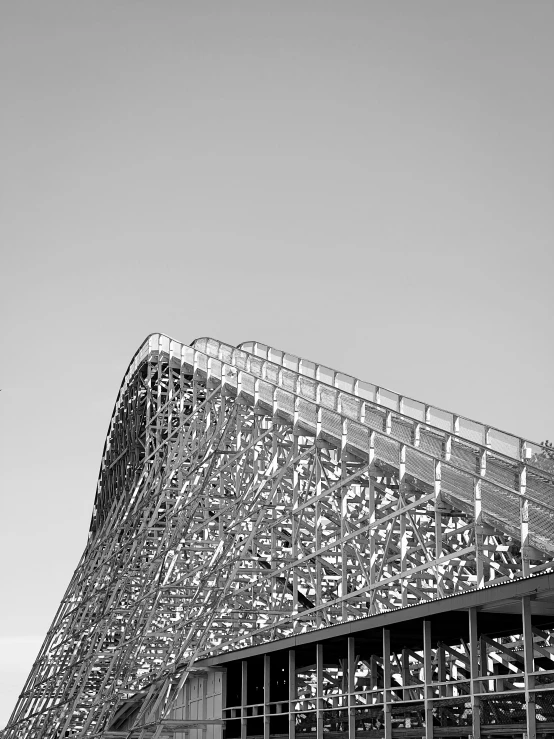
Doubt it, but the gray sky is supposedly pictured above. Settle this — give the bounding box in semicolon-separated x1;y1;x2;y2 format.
0;1;552;726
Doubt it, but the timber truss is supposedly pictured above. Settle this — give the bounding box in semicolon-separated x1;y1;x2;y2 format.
4;334;554;738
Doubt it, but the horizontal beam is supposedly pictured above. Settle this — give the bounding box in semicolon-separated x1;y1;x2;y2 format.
197;570;554;665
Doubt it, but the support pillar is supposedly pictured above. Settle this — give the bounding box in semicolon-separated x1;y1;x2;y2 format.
241;661;247;739
401;648;410;699
263;654;270;739
288;650;295;739
315;458;323;628
522;596;536;739
341;422;348;620
383;629;392;739
435;460;444;597
368;474;376;614
399;444;408;608
347;637;356;739
202;675;208;739
316;643;324;739
468;608;481;739
437;644;446;698
292;432;300;628
423;620;433;739
474;475;484;589
370;655;378;691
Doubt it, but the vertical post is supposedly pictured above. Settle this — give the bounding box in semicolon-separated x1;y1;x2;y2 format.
423;621;433;739
437;644;446;698
288;650;295;739
270;496;277;605
434;460;444;597
316;643;323;739
366;468;377;616
293;393;300;433
399;445;408;607
444;434;452;462
254;377;260;409
370;655;378;691
264;655;270;739
157;336;165;453
341;420;348;620
369;477;376;600
382;629;392;739
468;608;481;739
316;405;322;439
385;410;392;435
185;679;190;721
292;434;299;626
360;399;366;426
522;596;536;739
453;414;460;437
520;464;530;577
315;454;323;628
401;648;410;700
474;478;484;588
479;635;488;684
347;638;356;739
202;675;208;739
367;429;376;612
235;411;243;497
241;661;248;739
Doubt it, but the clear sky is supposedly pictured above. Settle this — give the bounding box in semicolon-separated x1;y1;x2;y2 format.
0;1;552;727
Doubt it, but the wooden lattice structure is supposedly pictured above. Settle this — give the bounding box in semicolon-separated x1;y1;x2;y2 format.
4;334;554;739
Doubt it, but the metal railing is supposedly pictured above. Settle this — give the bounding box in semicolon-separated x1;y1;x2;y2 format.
97;334;554;558
237;340;550;464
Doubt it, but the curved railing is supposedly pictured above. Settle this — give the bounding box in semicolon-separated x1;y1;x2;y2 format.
237;339;549;463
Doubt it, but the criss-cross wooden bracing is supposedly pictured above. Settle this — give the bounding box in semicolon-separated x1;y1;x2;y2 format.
5;334;554;739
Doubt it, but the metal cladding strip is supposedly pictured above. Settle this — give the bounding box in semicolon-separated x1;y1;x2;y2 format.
236;337;550;462
198;335;551;472
191;335;554;553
